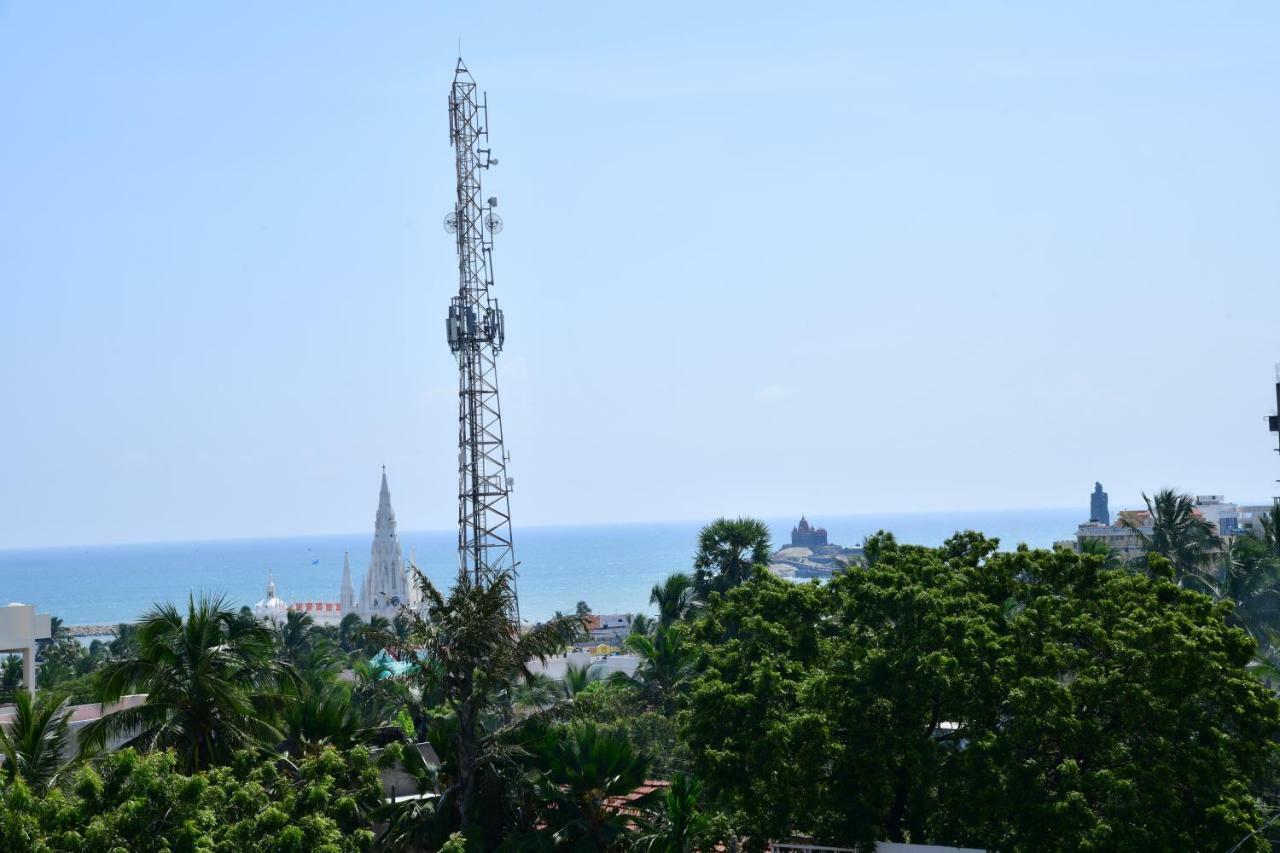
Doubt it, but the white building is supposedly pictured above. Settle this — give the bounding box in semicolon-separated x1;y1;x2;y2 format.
0;602;52;696
583;613;635;645
357;467;417;617
251;573;289;624
260;468;421;626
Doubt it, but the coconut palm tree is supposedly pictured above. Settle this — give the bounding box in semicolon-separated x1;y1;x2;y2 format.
0;690;75;793
396;566;582;837
1121;489;1221;583
0;654;22;692
630;613;656;637
1257;503;1280;559
374;737;448;851
524;722;654;851
650;572;698;626
279;681;370;758
339;612;366;653
391;614;415;657
1204;536;1280;645
508;672;564;713
82;594;296;772
361;614;393;655
624;625;694;714
1077;537;1124;570
274;611;342;686
107;623;139;660
638;773;721;853
693;517;772;596
559;660;606;700
275;610;314;662
348;656;412;728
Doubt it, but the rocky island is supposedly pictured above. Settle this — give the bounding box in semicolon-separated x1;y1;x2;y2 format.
769;516;864;579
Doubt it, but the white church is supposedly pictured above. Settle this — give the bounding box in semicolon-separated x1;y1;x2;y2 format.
254;468;420;625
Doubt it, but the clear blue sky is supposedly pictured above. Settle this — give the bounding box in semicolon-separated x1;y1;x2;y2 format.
2;2;1279;548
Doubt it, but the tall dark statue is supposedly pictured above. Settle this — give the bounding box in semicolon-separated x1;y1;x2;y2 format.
1090;482;1110;525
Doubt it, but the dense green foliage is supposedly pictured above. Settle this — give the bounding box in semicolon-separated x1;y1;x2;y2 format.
682;532;1280;851
6;506;1280;852
0;746;382;852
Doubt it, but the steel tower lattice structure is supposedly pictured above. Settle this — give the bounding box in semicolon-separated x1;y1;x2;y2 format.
1269;365;1280;506
443;58;518;615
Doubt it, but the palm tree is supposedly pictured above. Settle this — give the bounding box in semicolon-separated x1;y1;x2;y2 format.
339;612;366;653
624;624;694;714
509;672;564;713
107;623;139;659
1076;537;1125;570
638;773;720;853
560;660;606;700
693;517;771;596
1206;536;1280;645
350;657;412;728
0;654;22;691
279;682;370;758
274;610;341;686
82;594;296;772
526;722;655;851
374;738;448;851
362;614;393;655
276;610;314;663
0;690;75;792
397;566;582;837
650;572;697;626
391;614;414;657
630;613;656;637
1258;503;1280;559
1121;489;1221;583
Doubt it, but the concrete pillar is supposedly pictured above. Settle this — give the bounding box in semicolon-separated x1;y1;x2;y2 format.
23;648;35;697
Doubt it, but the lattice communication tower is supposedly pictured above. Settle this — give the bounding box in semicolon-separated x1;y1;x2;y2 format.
443;58;518;615
1270;364;1280;506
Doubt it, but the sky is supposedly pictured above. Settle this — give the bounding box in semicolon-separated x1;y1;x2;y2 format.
2;2;1279;549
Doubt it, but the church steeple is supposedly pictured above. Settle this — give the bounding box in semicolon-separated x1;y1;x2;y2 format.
361;467;408;613
340;551;356;612
376;465;396;533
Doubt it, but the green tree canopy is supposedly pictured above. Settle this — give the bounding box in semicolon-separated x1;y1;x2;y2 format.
0;746;381;852
682;532;1280;851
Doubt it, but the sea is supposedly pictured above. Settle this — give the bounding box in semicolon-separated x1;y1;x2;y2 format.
0;509;1080;628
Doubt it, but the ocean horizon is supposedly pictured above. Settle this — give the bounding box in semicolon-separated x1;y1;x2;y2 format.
0;508;1081;627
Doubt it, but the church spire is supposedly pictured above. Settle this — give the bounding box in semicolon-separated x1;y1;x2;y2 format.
361;467;407;613
376;465;395;532
340;550;356;612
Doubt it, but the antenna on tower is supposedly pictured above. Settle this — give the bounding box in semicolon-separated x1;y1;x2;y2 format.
444;58;519;621
1269;364;1280;506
